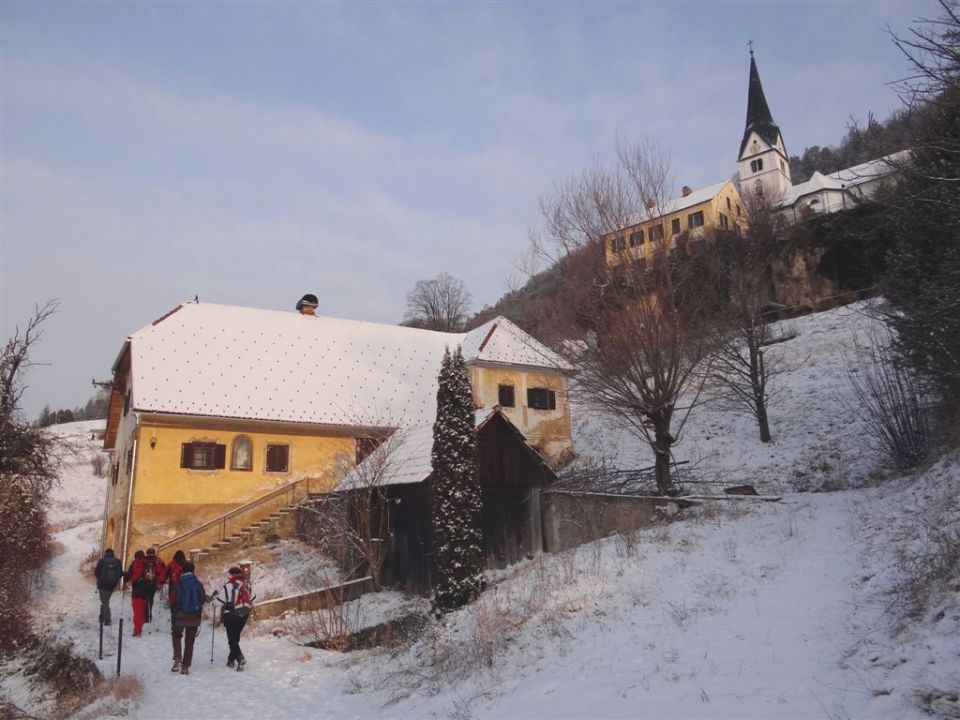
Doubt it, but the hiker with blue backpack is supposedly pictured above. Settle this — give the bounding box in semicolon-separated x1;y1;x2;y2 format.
215;566;255;671
171;561;207;675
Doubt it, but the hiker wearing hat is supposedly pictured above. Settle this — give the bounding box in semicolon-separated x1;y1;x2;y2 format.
93;548;122;626
216;566;255;670
295;293;319;316
172;561;207;675
143;548;166;623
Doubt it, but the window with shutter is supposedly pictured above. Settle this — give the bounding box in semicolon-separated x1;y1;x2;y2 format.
180;442;226;470
231;436;253;471
498;385;515;408
266;444;289;473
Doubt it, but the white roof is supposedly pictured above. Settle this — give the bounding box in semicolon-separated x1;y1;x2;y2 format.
337;408;508;490
125;302;566;427
827;150;909;187
622;181;731;228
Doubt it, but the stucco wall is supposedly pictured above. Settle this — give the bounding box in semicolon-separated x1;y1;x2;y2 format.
470;365;572;460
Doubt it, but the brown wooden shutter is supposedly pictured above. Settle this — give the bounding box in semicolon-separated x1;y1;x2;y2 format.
214;444;227;469
548;391;557;410
180;443;192;468
278;445;289;472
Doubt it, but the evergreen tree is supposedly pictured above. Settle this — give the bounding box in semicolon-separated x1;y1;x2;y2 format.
431;346;485;613
36;404;53;428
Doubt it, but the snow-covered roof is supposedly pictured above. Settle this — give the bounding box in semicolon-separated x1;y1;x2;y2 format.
780;171;843;206
336;407;537;490
123;302;567;427
827;150;909;187
622;181;732;228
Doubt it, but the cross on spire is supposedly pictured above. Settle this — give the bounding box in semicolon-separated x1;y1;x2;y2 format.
747;39;754;57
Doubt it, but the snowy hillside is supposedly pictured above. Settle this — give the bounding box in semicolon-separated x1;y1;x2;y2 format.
3;302;958;719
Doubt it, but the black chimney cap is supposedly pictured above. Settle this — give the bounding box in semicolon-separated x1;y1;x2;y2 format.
296;293;319;311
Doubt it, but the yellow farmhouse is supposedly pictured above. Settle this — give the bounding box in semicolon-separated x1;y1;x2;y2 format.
101;298;572;567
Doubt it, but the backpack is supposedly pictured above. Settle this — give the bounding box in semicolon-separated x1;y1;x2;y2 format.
222;579;252;618
177;575;203;614
99;559;121;589
142;559;157;585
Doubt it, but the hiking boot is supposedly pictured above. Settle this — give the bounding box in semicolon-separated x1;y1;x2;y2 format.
180;665;190;675
171;661;181;673
237;657;246;672
226;659;235;669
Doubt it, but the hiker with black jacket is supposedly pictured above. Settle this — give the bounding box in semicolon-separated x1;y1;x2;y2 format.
215;566;255;671
93;548;123;625
172;561;207;675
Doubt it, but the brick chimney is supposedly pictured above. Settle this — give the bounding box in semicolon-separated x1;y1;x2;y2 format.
682;186;693;197
645;199;656;210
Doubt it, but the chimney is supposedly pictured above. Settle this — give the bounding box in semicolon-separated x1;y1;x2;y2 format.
682;186;693;197
645;199;656;210
295;293;319;316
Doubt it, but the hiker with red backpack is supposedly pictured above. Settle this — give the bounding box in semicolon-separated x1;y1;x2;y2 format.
124;550;155;636
215;566;255;671
172;560;207;675
143;548;166;623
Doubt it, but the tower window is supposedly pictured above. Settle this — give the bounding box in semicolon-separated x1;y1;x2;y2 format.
780;159;786;171
750;158;764;173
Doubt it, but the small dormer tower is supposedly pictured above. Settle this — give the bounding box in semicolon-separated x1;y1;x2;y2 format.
738;50;792;200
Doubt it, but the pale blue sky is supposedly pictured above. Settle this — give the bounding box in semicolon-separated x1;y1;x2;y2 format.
1;1;928;417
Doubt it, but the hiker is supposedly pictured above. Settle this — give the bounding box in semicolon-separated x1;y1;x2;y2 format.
166;550;186;667
172;561;207;675
144;548;167;623
124;550;154;637
216;566;255;671
93;548;122;625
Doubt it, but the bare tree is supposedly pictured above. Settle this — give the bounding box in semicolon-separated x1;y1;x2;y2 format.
298;425;409;591
403;273;472;332
706;189;797;443
533;141;716;496
1;300;63;649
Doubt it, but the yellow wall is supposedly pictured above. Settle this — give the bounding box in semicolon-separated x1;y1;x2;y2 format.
470;366;573;461
122;420;356;553
605;182;745;265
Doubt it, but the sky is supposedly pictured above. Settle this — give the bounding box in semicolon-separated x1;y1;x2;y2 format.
1;0;931;418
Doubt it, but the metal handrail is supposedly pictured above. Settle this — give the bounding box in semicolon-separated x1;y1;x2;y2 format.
154;476;314;554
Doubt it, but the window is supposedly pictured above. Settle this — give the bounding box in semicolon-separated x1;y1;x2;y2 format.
780;159;785;171
123;390;131;417
671;217;681;235
125;448;134;477
736;204;741;217
180;442;226;470
111;462;120;486
265;444;289;473
726;197;731;210
750;158;764;173
498;384;515;408
611;236;626;252
719;213;729;230
231;436;253;471
734;222;742;235
687;211;705;229
526;388;557;411
649;224;664;242
629;230;643;247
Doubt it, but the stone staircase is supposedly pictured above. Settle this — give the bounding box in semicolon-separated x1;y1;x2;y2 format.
188;506;298;570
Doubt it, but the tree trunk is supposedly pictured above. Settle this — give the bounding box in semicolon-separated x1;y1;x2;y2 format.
756;399;772;443
651;416;676;496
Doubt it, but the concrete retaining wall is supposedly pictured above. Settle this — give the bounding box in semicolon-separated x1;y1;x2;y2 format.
541;491;693;553
253;577;375;621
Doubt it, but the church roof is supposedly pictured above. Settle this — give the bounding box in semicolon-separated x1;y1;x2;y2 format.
117;302;568;429
739;55;783;158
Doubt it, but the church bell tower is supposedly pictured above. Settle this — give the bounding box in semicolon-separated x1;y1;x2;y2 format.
738;50;792;199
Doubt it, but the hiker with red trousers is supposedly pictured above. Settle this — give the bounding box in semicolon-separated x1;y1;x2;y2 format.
215;566;255;671
143;548;166;623
124;550;155;636
172;561;207;675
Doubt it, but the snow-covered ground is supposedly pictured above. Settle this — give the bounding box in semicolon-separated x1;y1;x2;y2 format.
3;302;958;719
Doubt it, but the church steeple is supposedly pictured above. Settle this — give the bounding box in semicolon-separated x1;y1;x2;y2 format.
737;50;792;198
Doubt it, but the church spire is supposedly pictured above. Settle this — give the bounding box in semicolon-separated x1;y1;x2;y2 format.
739;53;781;158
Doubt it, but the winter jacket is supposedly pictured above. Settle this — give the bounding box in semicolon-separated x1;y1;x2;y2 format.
126;558;156;599
94;552;123;591
166;559;184;608
173;573;207;628
217;575;255;618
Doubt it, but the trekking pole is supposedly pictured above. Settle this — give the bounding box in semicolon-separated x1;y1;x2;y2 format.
116;618;123;677
99;618;104;660
210;606;216;663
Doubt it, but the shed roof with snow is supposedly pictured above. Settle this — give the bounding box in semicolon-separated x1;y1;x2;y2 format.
116;302;568;428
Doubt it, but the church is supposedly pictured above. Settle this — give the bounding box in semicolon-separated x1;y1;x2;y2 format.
605;52;905;265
